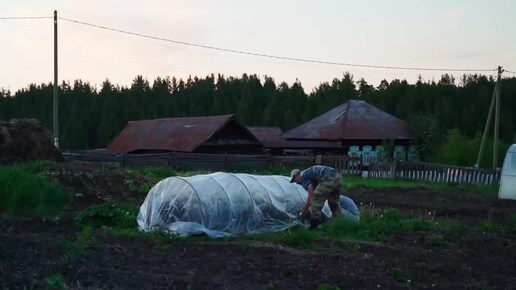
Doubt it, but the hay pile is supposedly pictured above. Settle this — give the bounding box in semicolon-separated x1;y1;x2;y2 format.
0;119;63;165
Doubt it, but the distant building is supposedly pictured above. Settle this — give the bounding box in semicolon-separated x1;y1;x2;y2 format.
247;126;282;144
247;126;344;155
276;100;412;159
107;114;263;154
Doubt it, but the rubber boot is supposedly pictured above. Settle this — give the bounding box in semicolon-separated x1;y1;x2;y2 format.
309;218;322;230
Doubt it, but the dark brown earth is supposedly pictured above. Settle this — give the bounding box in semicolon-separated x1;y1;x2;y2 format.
346;186;516;224
1;162;516;289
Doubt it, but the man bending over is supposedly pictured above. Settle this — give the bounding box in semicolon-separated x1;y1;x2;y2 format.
290;165;343;229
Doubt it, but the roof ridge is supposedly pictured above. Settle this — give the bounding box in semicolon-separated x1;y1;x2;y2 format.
338;100;352;139
129;114;234;123
247;126;282;129
280;101;349;138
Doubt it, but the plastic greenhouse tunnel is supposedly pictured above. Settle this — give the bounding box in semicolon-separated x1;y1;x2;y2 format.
137;172;360;238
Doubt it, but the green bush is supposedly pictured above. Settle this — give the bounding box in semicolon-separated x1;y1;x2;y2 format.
0;166;72;215
74;201;138;228
436;129;510;167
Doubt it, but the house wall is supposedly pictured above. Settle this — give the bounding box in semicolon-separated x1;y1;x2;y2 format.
199;121;264;154
196;144;264;154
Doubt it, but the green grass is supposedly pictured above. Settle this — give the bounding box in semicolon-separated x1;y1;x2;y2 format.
0;165;72;215
73;201;184;249
480;217;504;232
46;273;66;290
318;284;341;290
130;167;178;180
131;166;291;182
57;227;99;257
225;166;290;176
390;267;407;283
13;160;52;174
477;214;516;234
424;234;445;246
129;166;210;180
73;200;190;248
507;213;516;233
246;208;461;248
74;201;139;229
344;176;498;195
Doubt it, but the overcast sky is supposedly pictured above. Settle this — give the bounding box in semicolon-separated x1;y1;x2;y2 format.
2;0;515;93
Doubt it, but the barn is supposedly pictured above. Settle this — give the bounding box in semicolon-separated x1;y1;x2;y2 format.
107;114;263;154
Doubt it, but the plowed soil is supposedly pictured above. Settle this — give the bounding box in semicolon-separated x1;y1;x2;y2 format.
1;162;516;290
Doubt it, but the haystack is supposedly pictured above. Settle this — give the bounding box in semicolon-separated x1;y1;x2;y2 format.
0;119;63;164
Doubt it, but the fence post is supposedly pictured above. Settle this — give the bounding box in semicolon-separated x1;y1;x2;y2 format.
390;162;397;179
224;153;228;171
315;154;322;165
121;153;126;167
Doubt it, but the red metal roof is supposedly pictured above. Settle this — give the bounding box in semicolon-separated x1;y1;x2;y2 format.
107;114;256;153
247;127;282;142
281;100;411;140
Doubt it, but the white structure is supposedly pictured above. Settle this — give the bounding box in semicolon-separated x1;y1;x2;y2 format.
137;172;360;238
499;144;516;200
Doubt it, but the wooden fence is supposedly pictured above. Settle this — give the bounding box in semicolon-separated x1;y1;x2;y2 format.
64;151;363;175
64;151;268;171
369;162;501;186
64;151;500;186
269;155;362;176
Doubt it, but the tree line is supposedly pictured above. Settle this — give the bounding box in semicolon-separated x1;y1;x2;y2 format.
0;73;515;166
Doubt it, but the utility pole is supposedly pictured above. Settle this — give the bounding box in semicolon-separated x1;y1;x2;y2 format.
475;66;503;169
53;10;59;148
493;66;503;169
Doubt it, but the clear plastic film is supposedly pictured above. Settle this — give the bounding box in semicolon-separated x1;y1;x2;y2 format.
137;172;360;238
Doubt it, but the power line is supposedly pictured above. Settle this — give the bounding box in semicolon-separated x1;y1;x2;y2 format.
0;16;52;20
505;69;516;74
59;16;496;73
